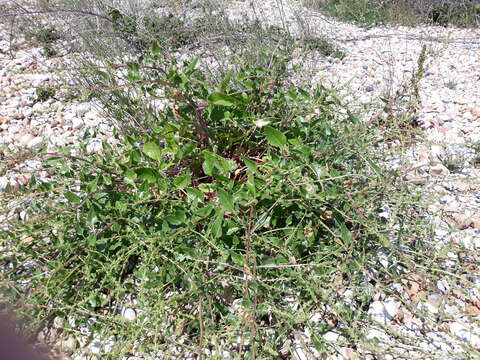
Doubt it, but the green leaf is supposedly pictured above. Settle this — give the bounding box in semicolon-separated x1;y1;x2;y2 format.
202;154;215;176
264;126;287;147
226;226;240;235
186;188;204;202
86;208;98;227
246;173;256;197
94;70;109;80
208;92;236;106
135;168;160;183
165;210;186;225
124;169;137;184
86;233;97;247
230;251;244;266
217;189;235;213
173;175;191;189
211;215;223;238
216;156;237;174
243;157;258;173
186;57;200;72
220;69;234;90
367;158;382;176
87;177;98;193
64;191;81;204
150;41;160;56
143;141;162;161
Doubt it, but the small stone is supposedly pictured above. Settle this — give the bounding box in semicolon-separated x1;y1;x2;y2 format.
403;174;429;185
12;112;25;120
60;336;78;351
22;236;35;245
365;85;374;92
72;117;84;129
368;299;398;325
472;216;480;230
0;177;9;191
53;316;64;329
466;303;480;315
27;136;44;149
17;174;32;186
18;133;35;146
75;104;90;117
436;280;449;293
120;307;137;321
429;164;450;176
19;210;28;221
427;293;443;308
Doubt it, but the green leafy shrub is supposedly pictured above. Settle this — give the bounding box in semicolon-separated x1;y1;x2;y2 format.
301;37;345;59
31;25;61;57
35;86;56;102
1;44;407;357
305;0;392;27
304;0;480;27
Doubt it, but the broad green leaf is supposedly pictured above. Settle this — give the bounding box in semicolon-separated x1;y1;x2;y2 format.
202;155;215;176
285;89;298;101
86;208;98;227
211;215;223;238
186;188;205;202
217;189;235;213
220;69;234;90
64;191;81;204
230;251;244;266
124;169;137;184
165;210;186;225
261;254;288;266
143;141;162;161
339;223;353;246
186;57;200;72
226;226;240;235
217;156;237;173
208;92;236;106
135;168;160;183
243;157;257;173
246;173;256;197
173;175;191;189
150;41;160;56
195;204;212;217
87;177;98;193
264;126;287;147
86;233;97;247
102;174;112;186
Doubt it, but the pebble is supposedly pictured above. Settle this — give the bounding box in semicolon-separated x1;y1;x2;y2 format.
429;164;450;176
60;336;79;351
368;299;399;325
27;136;44;148
120;307;137;321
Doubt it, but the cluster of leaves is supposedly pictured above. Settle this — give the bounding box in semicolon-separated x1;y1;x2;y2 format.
102;5;345;64
301;37;346;59
28;24;61;57
424;0;480;26
0;42;406;357
104;6;219;54
35;86;56;103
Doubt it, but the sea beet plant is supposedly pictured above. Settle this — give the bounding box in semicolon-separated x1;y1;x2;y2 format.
1;38;420;359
